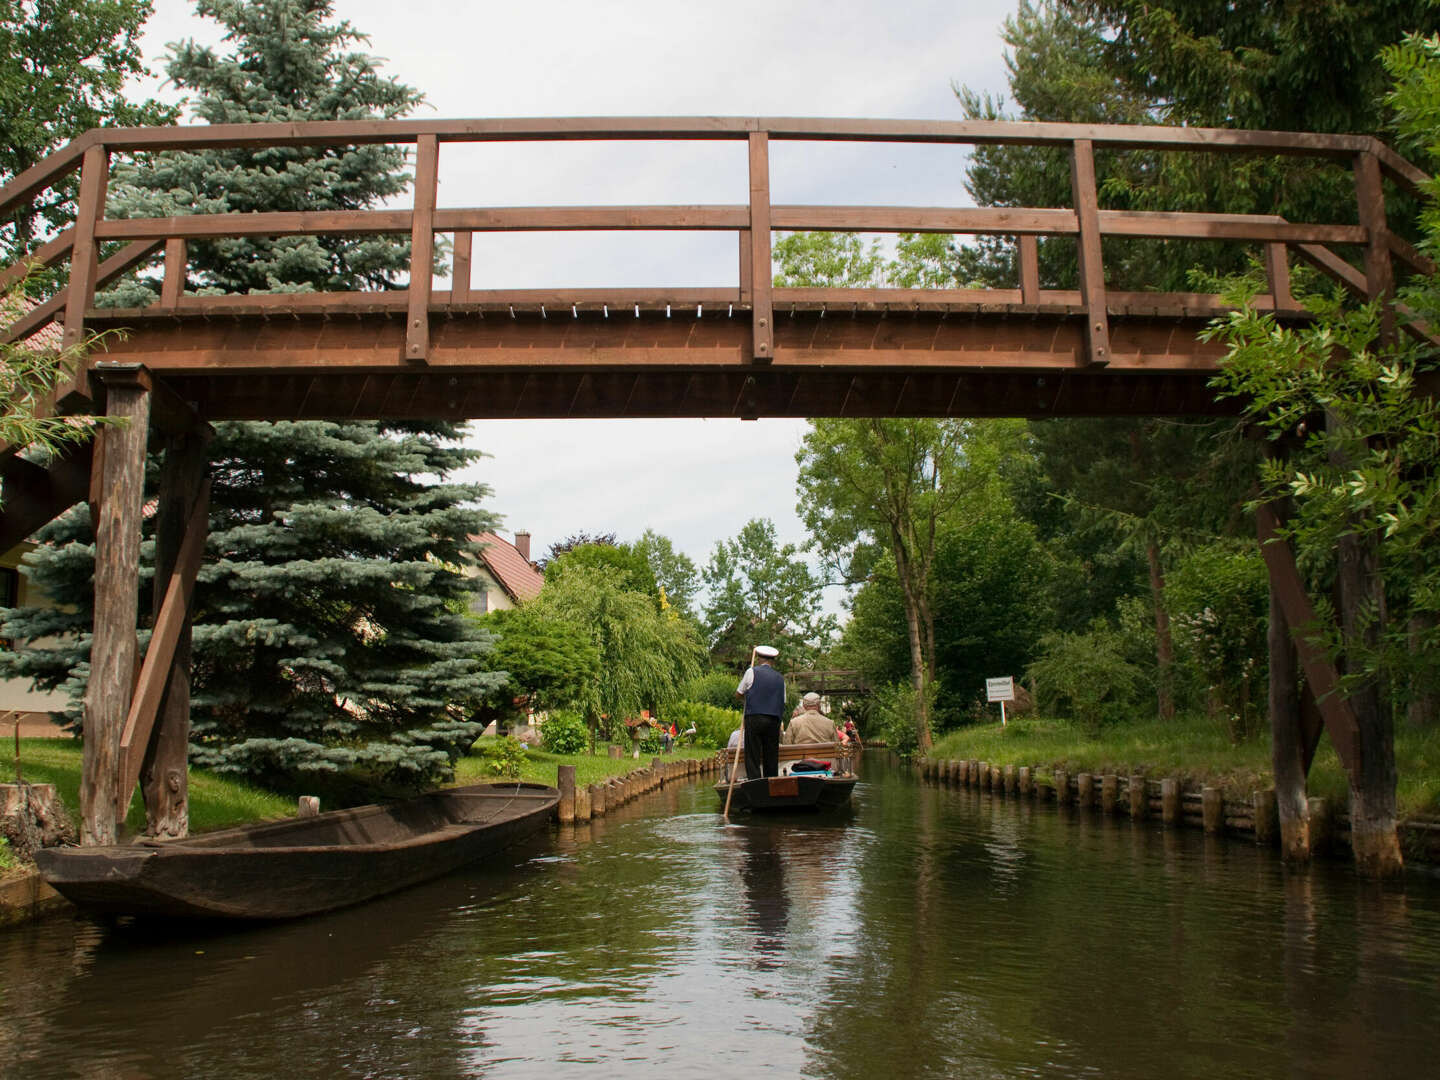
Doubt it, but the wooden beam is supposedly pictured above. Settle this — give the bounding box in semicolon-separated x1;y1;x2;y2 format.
1018;235;1040;304
450;231;472;304
1070;139;1110;368
748;132;773;363
0;443;94;552
406;134;439;364
1;238;163;347
1255;502;1361;781
59;145;109;395
158;238;187;310
80;369;150;845
1265;243;1294;312
118;471;209;829
1354;150;1396;344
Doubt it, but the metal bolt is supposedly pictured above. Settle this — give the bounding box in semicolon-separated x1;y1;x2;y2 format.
759;318;768;328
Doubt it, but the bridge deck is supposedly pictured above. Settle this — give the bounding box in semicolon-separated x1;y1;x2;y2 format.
87;299;1237;420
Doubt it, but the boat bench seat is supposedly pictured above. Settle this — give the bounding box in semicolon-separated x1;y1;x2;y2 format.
719;741;852;776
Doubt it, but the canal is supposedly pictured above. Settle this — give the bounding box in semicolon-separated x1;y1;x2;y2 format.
4;758;1439;1078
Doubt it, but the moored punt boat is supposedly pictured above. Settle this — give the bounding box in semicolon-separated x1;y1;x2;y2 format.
33;782;558;920
715;741;858;813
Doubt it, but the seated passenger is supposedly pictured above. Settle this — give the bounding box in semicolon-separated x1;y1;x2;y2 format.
782;693;836;744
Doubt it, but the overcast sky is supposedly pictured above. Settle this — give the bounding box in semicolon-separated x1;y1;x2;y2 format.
133;0;1021;611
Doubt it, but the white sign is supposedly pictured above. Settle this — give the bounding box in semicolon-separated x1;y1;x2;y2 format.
986;677;1015;703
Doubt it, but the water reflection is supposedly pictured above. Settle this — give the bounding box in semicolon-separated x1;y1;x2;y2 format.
3;761;1440;1079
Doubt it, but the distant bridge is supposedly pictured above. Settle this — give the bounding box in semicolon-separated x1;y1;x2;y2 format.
0;116;1431;845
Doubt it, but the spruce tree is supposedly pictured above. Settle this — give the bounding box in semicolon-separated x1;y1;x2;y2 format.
1;0;503;794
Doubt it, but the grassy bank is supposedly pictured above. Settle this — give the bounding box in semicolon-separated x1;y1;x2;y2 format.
929;715;1440;819
11;737;294;837
455;738;709;789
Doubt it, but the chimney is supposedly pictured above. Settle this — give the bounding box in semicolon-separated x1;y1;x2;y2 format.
514;531;531;561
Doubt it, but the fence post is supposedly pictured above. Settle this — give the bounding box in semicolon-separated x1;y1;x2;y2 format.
747;131;773;364
1069;138;1111;368
557;764;576;824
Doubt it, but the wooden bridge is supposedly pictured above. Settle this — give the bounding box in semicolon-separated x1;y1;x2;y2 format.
0;117;1431;847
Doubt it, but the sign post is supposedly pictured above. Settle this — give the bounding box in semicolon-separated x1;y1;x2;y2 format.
986;677;1015;726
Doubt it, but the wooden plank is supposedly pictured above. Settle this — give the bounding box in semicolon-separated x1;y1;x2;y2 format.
1265;243;1294;311
0;443;94;553
87;116;1379;156
1019;235;1040;303
748;132;773;363
1389;231;1436;276
0;133;93;220
1353;150;1396;344
1070;139;1110;367
434;205;748;231
738;231;753;304
117;474;209;826
1255;502;1361;781
80;370;150;845
158;238;187;309
451;231;472;304
406;134;439;364
94;209;412;240
1;239;163;346
1098;211;1364;245
0;227;74;294
60;146;109;359
771;205;1077;235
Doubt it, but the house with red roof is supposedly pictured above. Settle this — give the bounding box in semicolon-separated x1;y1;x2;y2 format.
468;530;544;613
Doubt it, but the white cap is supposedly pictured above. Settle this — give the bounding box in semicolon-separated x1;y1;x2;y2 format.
754;644;779;658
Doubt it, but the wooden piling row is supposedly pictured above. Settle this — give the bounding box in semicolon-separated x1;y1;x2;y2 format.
555;756;721;825
915;755;1291;850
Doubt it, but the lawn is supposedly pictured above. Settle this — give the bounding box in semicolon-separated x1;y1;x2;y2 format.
929;714;1440;818
454;738;712;789
11;737;295;836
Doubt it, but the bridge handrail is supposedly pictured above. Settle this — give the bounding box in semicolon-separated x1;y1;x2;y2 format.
1;117;1432;385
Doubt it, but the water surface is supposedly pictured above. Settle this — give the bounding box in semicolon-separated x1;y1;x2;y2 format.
3;759;1438;1078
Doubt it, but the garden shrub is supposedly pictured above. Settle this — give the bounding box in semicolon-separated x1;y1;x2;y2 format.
639;730;665;755
663;701;739;749
678;671;744;712
476;736;527;778
541;710;590;754
1026;621;1145;732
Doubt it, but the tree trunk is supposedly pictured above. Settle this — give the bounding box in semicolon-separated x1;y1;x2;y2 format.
81;377;151;845
893;542;932;753
1146;540;1175;721
1336;527;1403;877
1407;611;1437;729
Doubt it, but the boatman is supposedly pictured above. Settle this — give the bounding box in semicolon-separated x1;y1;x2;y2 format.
735;645;785;779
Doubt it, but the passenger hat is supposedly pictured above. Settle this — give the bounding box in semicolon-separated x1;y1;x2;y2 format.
802;692;822;707
754;644;779;658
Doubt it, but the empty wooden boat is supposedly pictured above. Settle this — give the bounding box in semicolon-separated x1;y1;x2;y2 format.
33;782;558;920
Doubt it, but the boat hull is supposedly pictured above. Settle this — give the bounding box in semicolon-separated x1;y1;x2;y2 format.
33;782;558;920
715;775;856;813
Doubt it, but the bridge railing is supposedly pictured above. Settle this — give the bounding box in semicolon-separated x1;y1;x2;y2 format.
0;117;1432;391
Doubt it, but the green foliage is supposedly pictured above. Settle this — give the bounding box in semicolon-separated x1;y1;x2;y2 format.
482;604;602;718
103;0;425;305
638;729;665;755
663;700;739;749
0;835;15;872
1027;622;1146;733
533;563;705;740
701;518;835;669
0;283;111;468
545;541;658;599
540;710;590;755
0;0;175;263
867;681;932;759
474;736;527;779
1167;546;1270;739
631;529;701;622
678;671;744;712
773;232;884;287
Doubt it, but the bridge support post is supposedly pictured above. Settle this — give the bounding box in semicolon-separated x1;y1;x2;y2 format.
746;131;773;365
1267;570;1312;863
139;429;209;839
80;369;150;845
